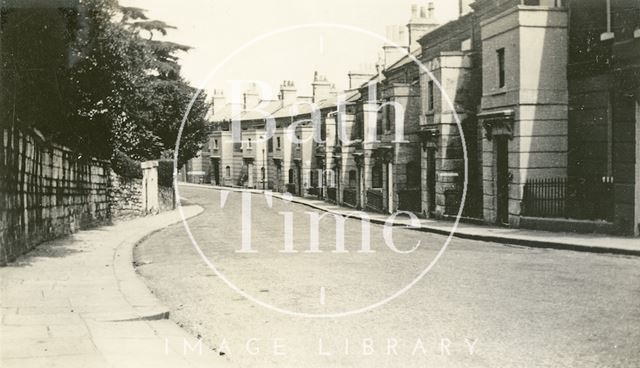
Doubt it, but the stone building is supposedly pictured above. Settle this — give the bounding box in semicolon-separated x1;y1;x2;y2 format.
188;0;639;236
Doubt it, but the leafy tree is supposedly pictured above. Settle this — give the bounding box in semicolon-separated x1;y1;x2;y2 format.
1;0;209;167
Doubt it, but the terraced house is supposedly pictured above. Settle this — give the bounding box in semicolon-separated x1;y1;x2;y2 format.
184;0;640;236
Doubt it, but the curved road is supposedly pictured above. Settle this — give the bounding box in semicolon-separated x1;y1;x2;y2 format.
134;185;640;367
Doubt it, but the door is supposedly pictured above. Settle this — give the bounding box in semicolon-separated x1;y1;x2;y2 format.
212;160;220;185
496;136;509;225
427;148;436;217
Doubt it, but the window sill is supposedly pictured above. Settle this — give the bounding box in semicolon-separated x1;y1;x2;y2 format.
487;88;507;97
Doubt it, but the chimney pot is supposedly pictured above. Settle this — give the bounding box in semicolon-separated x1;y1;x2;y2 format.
411;4;418;17
420;6;427;18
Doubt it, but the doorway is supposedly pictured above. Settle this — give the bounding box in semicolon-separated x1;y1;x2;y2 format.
495;136;510;225
212;159;220;185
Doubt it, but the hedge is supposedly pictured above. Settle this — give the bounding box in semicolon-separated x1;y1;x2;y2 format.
157;159;175;188
111;150;143;179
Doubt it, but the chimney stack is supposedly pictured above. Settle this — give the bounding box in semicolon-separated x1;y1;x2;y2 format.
243;83;260;109
383;25;409;67
312;71;332;103
348;63;377;89
407;2;439;52
459;0;474;17
211;89;225;111
279;80;297;106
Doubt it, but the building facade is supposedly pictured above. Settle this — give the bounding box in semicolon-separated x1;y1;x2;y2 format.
185;0;639;236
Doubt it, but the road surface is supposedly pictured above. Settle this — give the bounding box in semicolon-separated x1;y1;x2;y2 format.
134;185;640;367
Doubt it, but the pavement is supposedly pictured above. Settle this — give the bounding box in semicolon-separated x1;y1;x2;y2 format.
0;205;233;368
179;183;640;256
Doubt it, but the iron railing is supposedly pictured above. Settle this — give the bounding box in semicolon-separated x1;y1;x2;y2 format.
522;177;614;221
366;190;384;212
327;188;337;202
343;189;357;207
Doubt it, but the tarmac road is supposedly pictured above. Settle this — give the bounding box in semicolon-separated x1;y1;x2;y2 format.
134;185;640;368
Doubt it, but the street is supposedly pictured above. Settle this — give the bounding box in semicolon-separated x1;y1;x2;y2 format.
134;185;640;368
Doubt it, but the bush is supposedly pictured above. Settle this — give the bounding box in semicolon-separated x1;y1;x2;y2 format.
111;150;142;179
157;159;175;188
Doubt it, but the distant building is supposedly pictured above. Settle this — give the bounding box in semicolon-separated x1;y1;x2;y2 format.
185;0;640;236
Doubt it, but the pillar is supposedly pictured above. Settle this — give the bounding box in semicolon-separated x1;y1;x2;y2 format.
141;161;159;213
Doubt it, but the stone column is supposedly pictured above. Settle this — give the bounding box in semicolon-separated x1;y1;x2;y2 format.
387;161;394;214
635;91;640;236
141;161;159;214
247;162;254;188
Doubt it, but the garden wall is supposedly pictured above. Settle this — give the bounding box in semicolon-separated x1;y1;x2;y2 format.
0;128;111;265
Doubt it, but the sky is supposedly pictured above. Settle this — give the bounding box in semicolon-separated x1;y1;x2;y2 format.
120;0;461;103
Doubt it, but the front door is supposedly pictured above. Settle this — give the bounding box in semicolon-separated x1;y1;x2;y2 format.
496;136;510;225
427;148;436;217
212;159;220;185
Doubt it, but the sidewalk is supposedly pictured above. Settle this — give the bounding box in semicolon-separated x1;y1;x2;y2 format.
0;206;233;368
181;183;640;257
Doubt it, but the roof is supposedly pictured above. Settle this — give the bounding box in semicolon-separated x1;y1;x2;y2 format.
385;48;422;72
272;101;316;119
210;103;242;122
239;100;282;121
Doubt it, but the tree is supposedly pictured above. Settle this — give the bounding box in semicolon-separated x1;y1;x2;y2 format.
1;0;209;167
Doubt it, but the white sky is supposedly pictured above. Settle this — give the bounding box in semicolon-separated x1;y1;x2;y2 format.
121;0;461;101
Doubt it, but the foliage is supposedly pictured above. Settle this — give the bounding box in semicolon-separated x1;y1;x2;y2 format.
1;0;210;168
157;159;175;188
111;150;143;179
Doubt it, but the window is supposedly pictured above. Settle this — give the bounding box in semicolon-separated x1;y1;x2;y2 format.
277;137;281;149
349;170;357;188
214;139;218;149
428;80;435;111
385;102;393;131
261;167;265;179
225;166;231;177
372;163;383;188
310;170;318;187
497;48;506;88
288;169;294;184
248;138;252;148
268;137;273;152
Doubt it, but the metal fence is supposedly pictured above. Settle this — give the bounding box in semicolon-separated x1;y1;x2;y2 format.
327;188;337;202
366;190;384;212
522;177;614;221
343;189;357;207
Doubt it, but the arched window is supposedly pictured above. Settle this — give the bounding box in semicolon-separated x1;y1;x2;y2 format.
225;166;231;177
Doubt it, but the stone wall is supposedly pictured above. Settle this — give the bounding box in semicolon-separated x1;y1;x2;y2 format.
109;166;175;220
0;128;111;265
109;172;144;219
